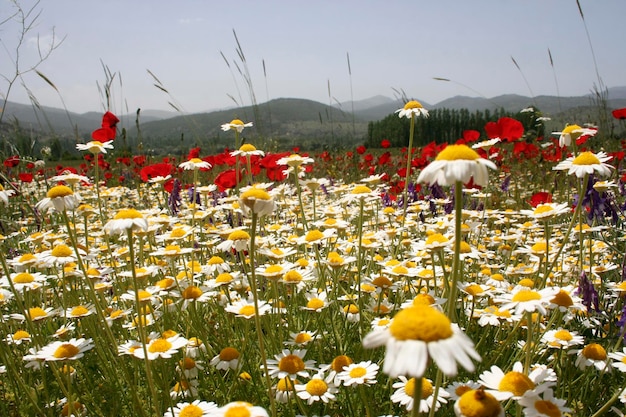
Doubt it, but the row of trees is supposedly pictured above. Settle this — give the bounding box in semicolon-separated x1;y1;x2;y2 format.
365;107;529;148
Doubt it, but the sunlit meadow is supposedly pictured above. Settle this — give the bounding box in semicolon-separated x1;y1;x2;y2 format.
2;102;626;417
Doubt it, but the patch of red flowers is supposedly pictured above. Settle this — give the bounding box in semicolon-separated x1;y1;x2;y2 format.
91;111;119;142
485;117;524;142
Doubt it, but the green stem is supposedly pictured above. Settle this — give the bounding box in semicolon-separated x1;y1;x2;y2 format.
127;229;159;416
402;113;416;225
446;181;463;321
411;376;424;417
248;212;277;417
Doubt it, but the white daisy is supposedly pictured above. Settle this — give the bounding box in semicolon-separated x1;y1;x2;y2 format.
36;185;81;213
416;144;497;187
133;335;188;360
391;376;449;413
295;372;338;405
552;151;613;178
336;360;379;386
163;400;218;417
76;140;114;154
35;338;94;361
221;119;253;133
396;100;429;118
103;208;149;234
362;304;480;378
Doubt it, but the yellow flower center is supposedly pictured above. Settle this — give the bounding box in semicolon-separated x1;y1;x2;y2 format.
13;330;30;340
170;228;187;238
71;306;89;316
216;273;234;283
179;404;204;417
498;371;535;396
13;273;34;283
372;276;393;288
465;284;485;296
534;400;562;417
306;298;325;310
533;205;555;215
459;241;472;253
224;405;251;417
47;185;73;198
230;119;244;126
284;270;303;282
238;305;256;316
518;278;535;288
551;290;573;307
343;304;359;314
240;187;271;201
531;242;547;253
352;185;372;194
572;151;600;166
562;124;582;136
276;377;296;392
389;305;453;341
114;208;143;219
51;244;73;258
582;343;607;360
182;286;203;300
219;347;240;361
349;366;367;378
228;230;251;241
305;229;324;242
554;330;573;341
435;144;481;161
426;233;449;245
392;265;409;275
209;256;225;265
294;333;312;344
28;307;47;320
305;379;328;396
457;389;502;417
157;278;175;289
137;290;152;301
239;143;257;152
404;378;434;399
331;355;353;372
512;289;541;302
18;253;37;263
54;343;80;359
404;100;424;110
279;354;305;374
148;339;172;353
165;245;181;253
413;293;436;306
265;265;284;274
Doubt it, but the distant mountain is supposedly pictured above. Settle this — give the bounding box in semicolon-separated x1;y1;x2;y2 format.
2;87;626;143
0;101;178;138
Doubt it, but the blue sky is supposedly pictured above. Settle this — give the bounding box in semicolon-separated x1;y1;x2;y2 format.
1;0;625;114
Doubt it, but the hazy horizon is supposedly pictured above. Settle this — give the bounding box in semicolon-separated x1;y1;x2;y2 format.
1;0;625;115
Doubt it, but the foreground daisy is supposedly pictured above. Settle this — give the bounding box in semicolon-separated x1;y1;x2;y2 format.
104;208;149;234
35;338;94;361
163;400;218;417
518;388;571;417
478;361;553;400
221;119;253;133
336;360;379;386
552;151;613;178
552;124;597;147
362;304;480;377
133;335;188;360
179;157;212;171
295;372;338;405
391;376;449;413
36;185;81;213
76;140;114;154
454;388;504;417
214;401;268;417
417;144;497;187
396;100;429;118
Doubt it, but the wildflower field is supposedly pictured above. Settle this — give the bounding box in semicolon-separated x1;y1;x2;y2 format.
2;103;626;417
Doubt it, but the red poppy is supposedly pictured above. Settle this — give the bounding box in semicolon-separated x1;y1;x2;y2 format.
91;111;119;142
3;155;19;168
214;169;241;191
116;157;131;166
612;108;626;120
18;172;33;182
26;162;35;170
140;163;175;182
484;117;524;142
133;155;147;166
187;147;201;160
381;139;391;149
356;145;366;155
529;192;552;207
